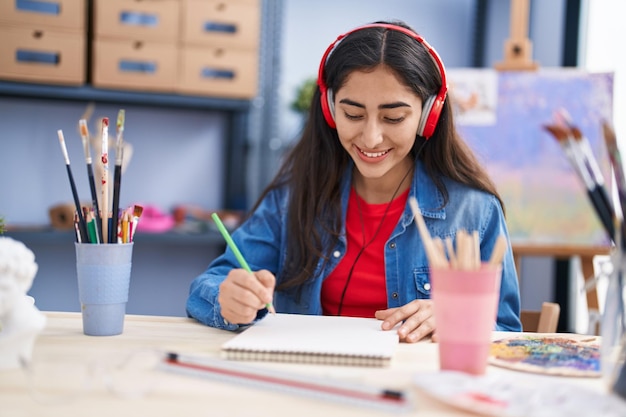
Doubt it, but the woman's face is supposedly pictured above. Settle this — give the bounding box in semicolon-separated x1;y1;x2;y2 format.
334;65;423;190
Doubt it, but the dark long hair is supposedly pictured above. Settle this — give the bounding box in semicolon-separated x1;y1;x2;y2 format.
252;21;504;292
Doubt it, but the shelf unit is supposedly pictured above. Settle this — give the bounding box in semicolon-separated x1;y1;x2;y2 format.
0;0;285;316
0;81;251;111
0;80;250;211
4;228;225;246
0;0;285;212
0;0;284;240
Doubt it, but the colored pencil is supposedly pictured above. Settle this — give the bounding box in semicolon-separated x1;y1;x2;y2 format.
57;129;88;243
211;212;276;315
121;211;130;243
100;118;110;244
87;210;99;244
79;119;102;243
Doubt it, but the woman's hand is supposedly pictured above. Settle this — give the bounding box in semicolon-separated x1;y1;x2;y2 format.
218;269;276;325
375;300;437;343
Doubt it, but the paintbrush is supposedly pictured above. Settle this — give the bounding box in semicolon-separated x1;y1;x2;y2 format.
455;229;478;270
488;235;508;266
603;121;626;249
57;129;88;243
100;118;110;244
544;123;615;242
444;237;458;269
568;123;614;226
130;204;143;242
110;109;125;243
603;122;626;219
556;109;615;225
79;119;102;243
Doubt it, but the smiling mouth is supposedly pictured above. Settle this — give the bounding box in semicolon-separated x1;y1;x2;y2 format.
357;147;390;158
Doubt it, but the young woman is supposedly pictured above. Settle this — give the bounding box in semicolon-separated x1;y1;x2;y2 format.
186;20;522;342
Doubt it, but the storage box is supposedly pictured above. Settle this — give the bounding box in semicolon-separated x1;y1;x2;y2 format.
181;0;260;49
92;38;177;92
93;0;180;42
0;0;85;32
177;45;258;98
0;25;85;85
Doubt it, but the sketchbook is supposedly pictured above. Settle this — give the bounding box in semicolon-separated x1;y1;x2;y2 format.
220;313;399;367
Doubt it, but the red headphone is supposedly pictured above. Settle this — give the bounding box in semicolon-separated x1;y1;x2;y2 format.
317;23;448;139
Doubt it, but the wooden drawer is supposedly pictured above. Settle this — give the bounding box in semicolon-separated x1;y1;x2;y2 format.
92;38;177;92
177;45;258;99
93;0;180;42
0;25;85;85
181;0;260;49
0;0;85;32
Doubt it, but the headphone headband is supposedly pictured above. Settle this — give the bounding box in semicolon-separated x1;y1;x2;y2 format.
317;23;448;139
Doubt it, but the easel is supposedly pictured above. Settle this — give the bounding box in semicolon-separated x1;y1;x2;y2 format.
513;244;611;335
496;0;607;334
494;0;539;71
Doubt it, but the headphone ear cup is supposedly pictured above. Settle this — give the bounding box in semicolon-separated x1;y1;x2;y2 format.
418;94;444;139
320;88;336;128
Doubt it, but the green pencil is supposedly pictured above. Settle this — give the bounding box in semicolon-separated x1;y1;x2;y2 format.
87;216;100;244
211;213;276;315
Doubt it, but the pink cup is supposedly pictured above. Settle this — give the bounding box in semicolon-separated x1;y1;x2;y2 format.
430;264;501;375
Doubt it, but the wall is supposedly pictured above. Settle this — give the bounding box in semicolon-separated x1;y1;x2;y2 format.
276;0;477;160
275;0;566;162
0;99;226;225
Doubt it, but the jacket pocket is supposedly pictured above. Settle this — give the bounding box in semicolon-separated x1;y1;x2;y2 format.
413;267;432;298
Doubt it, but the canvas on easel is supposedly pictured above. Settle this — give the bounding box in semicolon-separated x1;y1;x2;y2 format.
449;68;614;248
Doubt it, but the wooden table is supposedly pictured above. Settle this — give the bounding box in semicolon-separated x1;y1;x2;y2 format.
0;312;609;417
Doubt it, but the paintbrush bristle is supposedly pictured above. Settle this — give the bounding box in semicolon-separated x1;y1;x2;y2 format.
543;124;569;142
79;119;89;138
133;204;143;218
116;109;125;133
603;121;618;150
57;129;70;164
569;126;583;141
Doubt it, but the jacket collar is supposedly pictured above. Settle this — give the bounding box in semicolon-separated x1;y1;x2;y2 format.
340;159;447;226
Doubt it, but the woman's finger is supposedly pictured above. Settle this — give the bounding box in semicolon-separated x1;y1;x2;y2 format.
376;301;421;330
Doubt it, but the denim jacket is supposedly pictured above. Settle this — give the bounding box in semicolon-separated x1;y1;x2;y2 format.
187;160;522;332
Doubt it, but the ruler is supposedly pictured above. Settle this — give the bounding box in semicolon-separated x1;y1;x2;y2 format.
160;352;413;412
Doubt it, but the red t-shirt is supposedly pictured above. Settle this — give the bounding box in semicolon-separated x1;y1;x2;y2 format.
321;187;409;317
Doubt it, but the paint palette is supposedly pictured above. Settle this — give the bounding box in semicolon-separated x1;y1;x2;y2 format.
488;335;600;377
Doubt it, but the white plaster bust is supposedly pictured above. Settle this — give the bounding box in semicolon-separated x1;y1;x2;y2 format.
0;236;46;369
